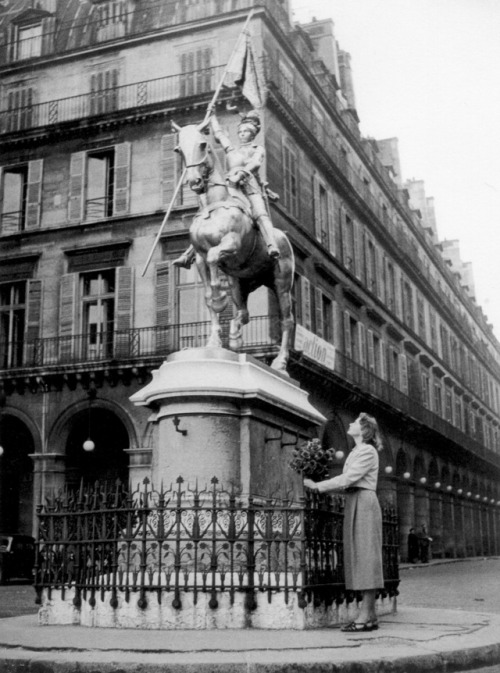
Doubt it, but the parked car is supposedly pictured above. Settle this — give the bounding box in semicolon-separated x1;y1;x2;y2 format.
0;534;36;584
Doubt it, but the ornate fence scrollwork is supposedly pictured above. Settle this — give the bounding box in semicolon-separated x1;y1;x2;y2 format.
35;478;399;610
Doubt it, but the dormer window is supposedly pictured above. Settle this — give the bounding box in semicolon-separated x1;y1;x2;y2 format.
92;0;129;42
18;22;43;59
7;8;55;62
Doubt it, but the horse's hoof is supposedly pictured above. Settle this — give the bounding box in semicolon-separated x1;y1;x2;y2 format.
271;358;289;375
212;294;229;313
229;338;243;351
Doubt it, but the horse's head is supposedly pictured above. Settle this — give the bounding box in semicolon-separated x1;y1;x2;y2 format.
172;120;214;194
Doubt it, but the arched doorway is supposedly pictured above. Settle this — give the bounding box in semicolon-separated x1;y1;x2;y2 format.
0;415;34;535
65;407;129;490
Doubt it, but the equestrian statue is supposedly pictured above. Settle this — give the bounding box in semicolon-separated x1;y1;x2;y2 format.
170;109;295;373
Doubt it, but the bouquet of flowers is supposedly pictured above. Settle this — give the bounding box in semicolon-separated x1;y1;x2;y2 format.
289;438;335;480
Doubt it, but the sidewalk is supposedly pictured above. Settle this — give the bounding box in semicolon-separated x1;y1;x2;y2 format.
1;558;499;673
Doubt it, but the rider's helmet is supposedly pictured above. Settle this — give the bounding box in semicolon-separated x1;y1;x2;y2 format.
238;110;261;138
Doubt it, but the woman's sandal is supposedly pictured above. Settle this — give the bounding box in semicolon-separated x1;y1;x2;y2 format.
341;621;377;632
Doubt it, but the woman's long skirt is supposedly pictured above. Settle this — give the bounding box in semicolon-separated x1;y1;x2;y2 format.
343;489;384;591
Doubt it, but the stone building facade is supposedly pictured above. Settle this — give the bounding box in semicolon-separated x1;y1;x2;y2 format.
0;0;499;560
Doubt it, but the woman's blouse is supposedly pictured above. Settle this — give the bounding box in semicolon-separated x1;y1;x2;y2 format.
316;442;379;493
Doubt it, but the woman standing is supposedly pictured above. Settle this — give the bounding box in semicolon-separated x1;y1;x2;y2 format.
304;413;384;632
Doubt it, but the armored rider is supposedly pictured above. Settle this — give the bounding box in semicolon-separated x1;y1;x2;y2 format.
173;110;280;268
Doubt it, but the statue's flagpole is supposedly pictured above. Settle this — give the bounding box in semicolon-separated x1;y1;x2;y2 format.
140;8;254;277
140;166;186;277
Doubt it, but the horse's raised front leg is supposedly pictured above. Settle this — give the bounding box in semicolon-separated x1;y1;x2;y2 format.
228;278;249;351
196;256;222;348
206;232;240;313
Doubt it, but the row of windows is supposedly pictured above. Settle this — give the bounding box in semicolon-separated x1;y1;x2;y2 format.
2;44;215;134
2;264;499;452
290;272;500;450
0;137;198;232
277;138;500;417
2;136;499;418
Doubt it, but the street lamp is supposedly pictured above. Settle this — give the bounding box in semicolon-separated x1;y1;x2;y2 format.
83;387;96;452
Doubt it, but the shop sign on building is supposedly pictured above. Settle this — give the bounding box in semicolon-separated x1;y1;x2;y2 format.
294;324;336;370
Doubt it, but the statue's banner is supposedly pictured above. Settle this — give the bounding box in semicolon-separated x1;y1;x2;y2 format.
225;33;264;109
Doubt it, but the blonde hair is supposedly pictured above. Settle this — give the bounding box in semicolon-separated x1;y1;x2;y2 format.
359;413;383;452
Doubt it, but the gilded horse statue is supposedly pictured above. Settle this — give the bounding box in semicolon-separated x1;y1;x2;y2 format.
171;117;295;373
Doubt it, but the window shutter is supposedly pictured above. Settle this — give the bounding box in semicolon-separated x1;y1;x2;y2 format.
341;211;349;267
399;352;409;394
25;159;43;228
327;190;336;257
367;328;375;372
161;134;179;208
394;265;403;319
156;261;174;353
68;151;86;222
332;299;341;349
343;310;352;358
115;266;133;331
42;16;56;55
59;273;78;361
353;220;361;279
375;245;384;301
114;266;134;356
113;142;131;215
312;173;321;242
314;287;323;338
7;23;18;63
384;256;391;308
379;339;387;380
300;276;311;330
282;138;290;210
357;321;366;366
24;279;43;365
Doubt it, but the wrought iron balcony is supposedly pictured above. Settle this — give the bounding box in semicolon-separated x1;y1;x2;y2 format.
0;66;225;135
334;350;500;468
0;316;276;371
2;316;497;466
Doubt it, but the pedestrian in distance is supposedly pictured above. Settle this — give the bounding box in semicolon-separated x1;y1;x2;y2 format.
303;412;384;632
407;527;419;563
418;525;432;563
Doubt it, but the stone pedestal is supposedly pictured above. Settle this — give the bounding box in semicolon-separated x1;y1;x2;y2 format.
129;348;326;498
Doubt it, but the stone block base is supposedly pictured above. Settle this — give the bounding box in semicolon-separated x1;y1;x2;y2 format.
38;588;396;630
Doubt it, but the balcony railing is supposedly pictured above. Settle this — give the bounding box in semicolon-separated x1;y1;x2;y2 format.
2;316;498;465
0;66;224;134
334;350;500;467
0;316;275;370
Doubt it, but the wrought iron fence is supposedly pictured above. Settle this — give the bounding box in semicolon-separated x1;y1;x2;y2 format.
34;478;399;610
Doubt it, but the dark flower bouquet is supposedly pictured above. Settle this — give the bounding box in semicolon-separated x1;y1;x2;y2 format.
289;438;335;480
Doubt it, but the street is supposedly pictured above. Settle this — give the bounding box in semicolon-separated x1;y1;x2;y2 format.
1;558;499;619
398;557;500;614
